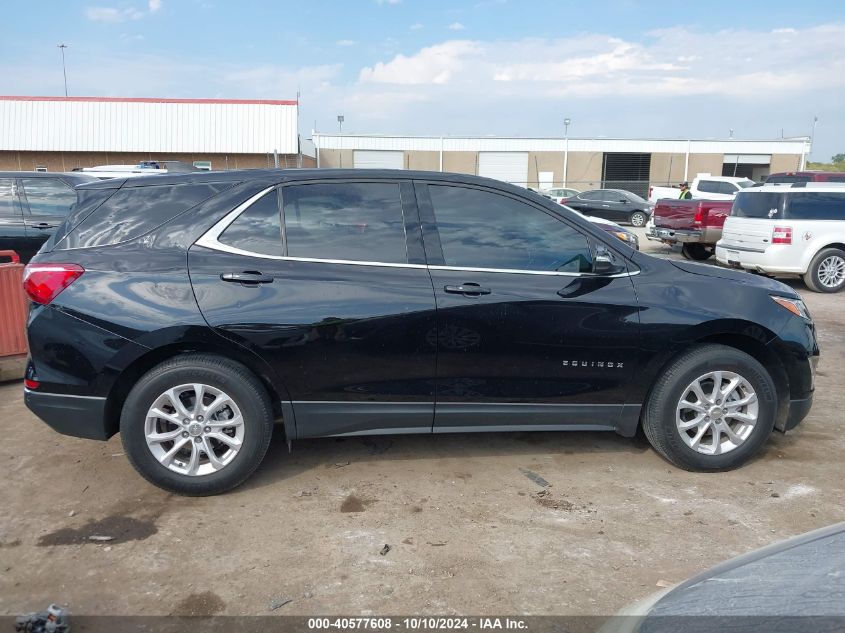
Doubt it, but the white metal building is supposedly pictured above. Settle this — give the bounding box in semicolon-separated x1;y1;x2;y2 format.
0;96;310;172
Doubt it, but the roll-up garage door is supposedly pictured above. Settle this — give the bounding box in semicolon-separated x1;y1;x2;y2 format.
353;150;405;170
478;152;529;187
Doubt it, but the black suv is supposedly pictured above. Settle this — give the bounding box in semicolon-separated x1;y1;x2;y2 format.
0;171;97;262
23;170;818;495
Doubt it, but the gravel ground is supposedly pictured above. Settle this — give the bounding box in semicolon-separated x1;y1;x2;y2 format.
1;228;843;617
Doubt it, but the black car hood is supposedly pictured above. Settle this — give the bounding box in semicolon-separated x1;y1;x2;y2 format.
669;259;797;295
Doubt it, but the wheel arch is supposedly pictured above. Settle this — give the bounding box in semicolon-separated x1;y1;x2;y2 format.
804;242;845;273
637;325;790;434
103;340;292;440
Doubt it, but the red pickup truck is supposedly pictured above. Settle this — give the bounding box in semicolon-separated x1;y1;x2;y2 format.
646;198;733;260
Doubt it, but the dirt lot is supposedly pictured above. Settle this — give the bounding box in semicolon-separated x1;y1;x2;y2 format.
2;230;844;617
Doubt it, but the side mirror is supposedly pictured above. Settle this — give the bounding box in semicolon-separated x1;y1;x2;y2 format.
593;247;622;275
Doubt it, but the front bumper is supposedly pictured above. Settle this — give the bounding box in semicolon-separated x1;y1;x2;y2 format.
24;389;111;440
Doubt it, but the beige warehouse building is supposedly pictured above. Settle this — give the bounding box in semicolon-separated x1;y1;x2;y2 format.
313;133;811;197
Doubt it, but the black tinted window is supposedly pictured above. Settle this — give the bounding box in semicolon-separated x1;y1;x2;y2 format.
21;178;76;216
580;190;603;200
718;182;739;195
428;185;593;273
786;192;845;220
282;183;407;263
732;192;784;218
219;190;282;256
766;175;810;184
697;180;721;194
0;179;20;218
60;183;226;249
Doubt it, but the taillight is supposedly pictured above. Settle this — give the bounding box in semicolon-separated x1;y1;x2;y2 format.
648;186;653;199
23;264;85;305
693;204;705;226
772;226;792;245
24;378;40;390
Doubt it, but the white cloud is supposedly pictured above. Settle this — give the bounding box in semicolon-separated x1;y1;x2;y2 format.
448;22;466;31
410;23;424;30
336;39;356;47
360;41;479;85
148;0;162;12
85;6;142;22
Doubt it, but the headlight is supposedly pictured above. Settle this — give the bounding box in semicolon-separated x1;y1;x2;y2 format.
771;295;811;320
614;231;633;243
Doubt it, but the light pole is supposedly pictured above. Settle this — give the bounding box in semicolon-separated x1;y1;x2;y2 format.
563;118;571;188
810;116;819;161
57;44;68;97
337;115;344;133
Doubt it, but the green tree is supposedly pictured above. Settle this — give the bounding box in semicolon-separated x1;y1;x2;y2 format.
833;153;845;163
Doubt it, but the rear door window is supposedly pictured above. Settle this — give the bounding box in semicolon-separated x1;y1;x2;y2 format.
282;182;408;264
697;180;721;195
718;182;740;195
20;178;76;216
58;182;228;249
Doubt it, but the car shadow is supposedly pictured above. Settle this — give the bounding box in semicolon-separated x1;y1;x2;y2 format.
239;427;653;493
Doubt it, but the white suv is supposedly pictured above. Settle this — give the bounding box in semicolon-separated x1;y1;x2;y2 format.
716;184;845;292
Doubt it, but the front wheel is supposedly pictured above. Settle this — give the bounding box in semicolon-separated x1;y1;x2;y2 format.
803;247;845;293
120;354;274;496
630;211;648;227
681;243;713;261
642;344;777;471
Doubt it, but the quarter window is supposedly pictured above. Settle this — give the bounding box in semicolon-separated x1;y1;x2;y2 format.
697;180;721;194
0;179;19;217
428;185;593;273
20;178;76;216
282;183;408;263
218;190;283;256
786;192;845;220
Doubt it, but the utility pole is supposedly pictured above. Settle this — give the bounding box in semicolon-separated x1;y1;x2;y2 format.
810;116;819;161
563;118;571;188
57;44;68;96
337;115;344;133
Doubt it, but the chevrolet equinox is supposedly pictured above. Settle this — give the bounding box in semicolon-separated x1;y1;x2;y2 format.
23;170;818;495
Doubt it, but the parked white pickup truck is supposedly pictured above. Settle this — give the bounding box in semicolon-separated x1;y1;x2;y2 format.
648;175;755;202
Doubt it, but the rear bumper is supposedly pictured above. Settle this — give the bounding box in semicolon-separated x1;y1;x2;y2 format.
715;243;807;274
24;389;111;440
648;227;723;245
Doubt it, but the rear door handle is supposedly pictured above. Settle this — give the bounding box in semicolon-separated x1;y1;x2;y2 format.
220;271;274;285
444;283;491;296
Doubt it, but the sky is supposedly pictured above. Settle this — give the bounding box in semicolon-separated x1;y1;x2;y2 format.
1;0;843;160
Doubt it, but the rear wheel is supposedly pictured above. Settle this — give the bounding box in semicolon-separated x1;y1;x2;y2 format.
642;344;776;471
803;247;845;293
120;354;274;496
681;243;713;261
630;211;647;227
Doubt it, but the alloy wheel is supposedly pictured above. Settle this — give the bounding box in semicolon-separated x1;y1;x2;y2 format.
675;371;758;456
144;383;244;476
818;255;845;289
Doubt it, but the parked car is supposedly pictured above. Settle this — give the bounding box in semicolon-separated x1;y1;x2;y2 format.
765;171;845;184
717;183;845;292
0;171;98;263
74;160;203;180
604;521;845;632
24;169;818;495
570;208;639;250
648;176;754;203
562;189;653;226
646;198;733;260
542;187;581;203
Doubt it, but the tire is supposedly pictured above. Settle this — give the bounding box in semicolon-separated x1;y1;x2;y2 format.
120;354;274;496
642;344;777;471
681;243;713;261
630;211;647;227
803;247;845;293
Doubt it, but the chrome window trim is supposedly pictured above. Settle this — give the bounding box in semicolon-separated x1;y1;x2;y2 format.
195;185;637;277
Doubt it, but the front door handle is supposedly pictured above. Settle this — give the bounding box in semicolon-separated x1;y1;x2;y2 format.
444;283;491;296
220;271;274;285
32;222;55;229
